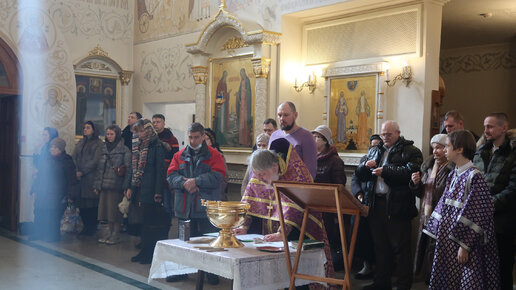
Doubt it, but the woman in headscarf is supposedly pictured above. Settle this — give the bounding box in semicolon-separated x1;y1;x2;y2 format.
312;125;347;271
72;121;103;235
124;119;166;264
409;133;454;283
94;125;131;245
240;133;270;196
31;138;77;241
33;127;59;170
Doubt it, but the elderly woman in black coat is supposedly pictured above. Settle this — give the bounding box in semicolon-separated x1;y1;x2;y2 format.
30;138;77;241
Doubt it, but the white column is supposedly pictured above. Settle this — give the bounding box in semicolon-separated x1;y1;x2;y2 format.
191;66;208;126
119;70;133;123
252;58;271;142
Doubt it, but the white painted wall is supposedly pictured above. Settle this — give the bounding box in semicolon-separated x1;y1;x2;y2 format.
144;102;196;151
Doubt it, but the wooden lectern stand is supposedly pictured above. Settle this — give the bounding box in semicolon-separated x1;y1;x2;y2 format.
272;181;369;290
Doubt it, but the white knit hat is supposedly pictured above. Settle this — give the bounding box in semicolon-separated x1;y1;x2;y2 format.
312;125;333;145
430;134;448;146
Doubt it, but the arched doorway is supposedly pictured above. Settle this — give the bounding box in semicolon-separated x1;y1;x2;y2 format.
0;37;21;231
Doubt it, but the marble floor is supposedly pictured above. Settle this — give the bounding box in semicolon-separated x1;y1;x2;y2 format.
0;223;433;290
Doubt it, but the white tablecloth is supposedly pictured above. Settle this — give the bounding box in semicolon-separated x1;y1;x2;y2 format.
148;238;327;290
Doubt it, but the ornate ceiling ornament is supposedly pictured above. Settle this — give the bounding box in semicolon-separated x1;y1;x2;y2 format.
88;44;108;57
222;36;248;52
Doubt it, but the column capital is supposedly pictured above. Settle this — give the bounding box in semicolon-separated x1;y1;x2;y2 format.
192;66;209;85
119;70;133;86
251;58;271;79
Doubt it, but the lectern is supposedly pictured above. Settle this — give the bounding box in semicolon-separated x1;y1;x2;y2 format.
272;181;369;290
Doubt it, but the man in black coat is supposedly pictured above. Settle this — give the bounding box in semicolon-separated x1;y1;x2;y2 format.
473;113;516;290
122;111;142;150
355;121;423;290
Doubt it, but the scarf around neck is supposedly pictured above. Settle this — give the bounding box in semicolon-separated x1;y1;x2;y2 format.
131;121;157;187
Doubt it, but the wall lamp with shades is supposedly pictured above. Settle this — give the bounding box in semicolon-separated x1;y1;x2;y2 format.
384;61;412;87
293;72;317;94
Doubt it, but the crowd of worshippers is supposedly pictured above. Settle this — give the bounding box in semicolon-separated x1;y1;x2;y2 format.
30;102;514;289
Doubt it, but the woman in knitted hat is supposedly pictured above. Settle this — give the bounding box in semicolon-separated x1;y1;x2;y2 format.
409;133;454;283
312;124;347;271
72;121;104;236
30;138;77;241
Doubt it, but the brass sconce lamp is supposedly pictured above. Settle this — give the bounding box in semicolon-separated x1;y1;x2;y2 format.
293;72;316;93
385;62;412;87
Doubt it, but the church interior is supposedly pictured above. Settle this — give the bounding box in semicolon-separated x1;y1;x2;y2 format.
0;0;515;288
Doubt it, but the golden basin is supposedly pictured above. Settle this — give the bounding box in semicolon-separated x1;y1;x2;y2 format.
201;200;251;248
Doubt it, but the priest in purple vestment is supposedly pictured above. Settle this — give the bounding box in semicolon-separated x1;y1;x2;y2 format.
424;130;500;289
235;138;335;288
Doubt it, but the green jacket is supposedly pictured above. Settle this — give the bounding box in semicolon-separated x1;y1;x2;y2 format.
473;134;516;234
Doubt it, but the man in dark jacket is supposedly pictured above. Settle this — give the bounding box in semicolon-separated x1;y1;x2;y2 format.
351;134;382;279
122;111;142;150
355;121;423;290
166;122;226;284
473;112;516;290
152;114;179;214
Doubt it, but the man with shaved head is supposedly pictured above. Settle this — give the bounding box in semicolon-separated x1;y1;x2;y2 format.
473;112;515;289
355;120;423;290
268;101;318;178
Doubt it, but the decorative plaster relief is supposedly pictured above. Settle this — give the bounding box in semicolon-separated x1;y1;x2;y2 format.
440;50;516;74
49;0;133;44
134;0;217;43
0;0;18;24
30;83;75;128
9;8;57;54
76;0;130;10
137;46;194;94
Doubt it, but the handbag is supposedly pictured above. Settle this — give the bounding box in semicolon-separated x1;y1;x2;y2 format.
60;203;84;234
107;154;126;177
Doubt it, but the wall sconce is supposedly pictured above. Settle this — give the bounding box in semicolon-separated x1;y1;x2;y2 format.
293;72;316;93
385;62;412;87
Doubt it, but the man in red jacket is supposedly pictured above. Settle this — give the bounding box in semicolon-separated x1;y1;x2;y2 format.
166;122;226;284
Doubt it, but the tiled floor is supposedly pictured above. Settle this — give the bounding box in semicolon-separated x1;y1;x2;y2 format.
0;225;436;289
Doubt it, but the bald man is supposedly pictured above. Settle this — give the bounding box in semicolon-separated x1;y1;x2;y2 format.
268;102;317;178
355;120;423;290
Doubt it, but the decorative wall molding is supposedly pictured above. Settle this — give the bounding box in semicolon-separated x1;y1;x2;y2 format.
323;63;384;77
186;8;281;54
440;50;516;74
